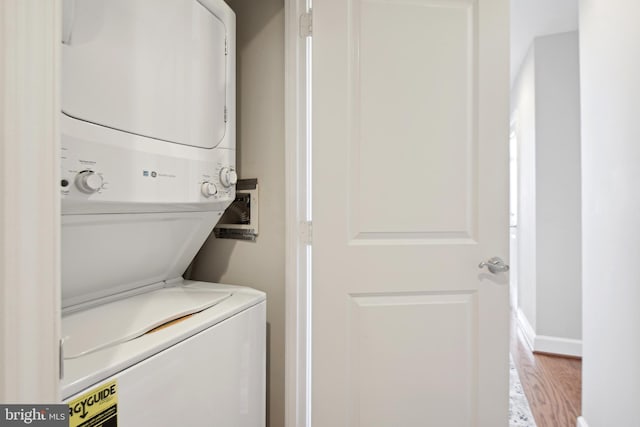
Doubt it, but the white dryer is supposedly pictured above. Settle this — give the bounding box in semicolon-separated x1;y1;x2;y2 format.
59;1;265;426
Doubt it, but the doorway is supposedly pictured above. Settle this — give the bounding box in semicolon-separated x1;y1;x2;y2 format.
509;0;583;425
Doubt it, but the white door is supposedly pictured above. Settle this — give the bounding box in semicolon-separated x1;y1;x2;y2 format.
311;0;510;425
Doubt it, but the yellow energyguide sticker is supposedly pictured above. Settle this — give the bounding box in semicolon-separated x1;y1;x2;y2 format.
68;379;118;427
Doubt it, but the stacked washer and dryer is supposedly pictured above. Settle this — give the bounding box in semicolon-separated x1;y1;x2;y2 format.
59;0;265;425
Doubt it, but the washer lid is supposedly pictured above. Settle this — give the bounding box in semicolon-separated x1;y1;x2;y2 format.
62;286;232;359
62;0;228;149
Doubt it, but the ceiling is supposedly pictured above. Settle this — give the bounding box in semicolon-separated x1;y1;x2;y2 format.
510;0;579;85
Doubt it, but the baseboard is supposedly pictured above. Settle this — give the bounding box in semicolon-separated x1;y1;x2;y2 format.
577;416;589;427
516;308;536;351
534;335;582;358
516;308;582;357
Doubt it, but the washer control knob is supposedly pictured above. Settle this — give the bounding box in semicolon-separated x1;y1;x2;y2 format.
75;170;103;194
220;167;238;188
201;181;218;198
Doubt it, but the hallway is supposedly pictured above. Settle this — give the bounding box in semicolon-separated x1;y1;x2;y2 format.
511;312;582;427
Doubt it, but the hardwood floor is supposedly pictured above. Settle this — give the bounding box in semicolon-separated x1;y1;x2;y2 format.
510;312;582;427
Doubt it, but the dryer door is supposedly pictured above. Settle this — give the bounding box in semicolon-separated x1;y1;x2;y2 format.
62;0;228;149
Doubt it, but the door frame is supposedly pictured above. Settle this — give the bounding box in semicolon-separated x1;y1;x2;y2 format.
284;0;312;426
0;0;62;402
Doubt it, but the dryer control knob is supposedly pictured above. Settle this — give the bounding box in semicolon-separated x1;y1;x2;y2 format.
75;170;103;194
201;181;218;197
220;168;238;188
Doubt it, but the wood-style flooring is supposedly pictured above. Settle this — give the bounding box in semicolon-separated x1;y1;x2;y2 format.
510;312;582;427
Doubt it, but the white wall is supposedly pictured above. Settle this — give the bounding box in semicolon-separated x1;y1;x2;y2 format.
510;0;579;86
511;32;582;355
579;0;640;425
534;32;582;341
188;1;286;426
512;45;537;330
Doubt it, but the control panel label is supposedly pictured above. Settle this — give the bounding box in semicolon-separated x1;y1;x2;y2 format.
68;380;118;427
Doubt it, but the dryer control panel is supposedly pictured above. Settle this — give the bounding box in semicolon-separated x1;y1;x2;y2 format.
61;132;236;214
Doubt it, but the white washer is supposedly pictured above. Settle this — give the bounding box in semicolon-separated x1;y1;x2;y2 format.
62;281;265;426
59;1;265;425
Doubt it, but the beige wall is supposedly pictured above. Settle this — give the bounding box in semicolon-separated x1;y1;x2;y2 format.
188;1;285;426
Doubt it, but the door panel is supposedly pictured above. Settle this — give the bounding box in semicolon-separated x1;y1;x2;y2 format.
352;0;476;241
349;293;476;427
312;0;509;425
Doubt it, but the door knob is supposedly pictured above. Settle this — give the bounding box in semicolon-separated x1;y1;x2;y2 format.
478;257;509;274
